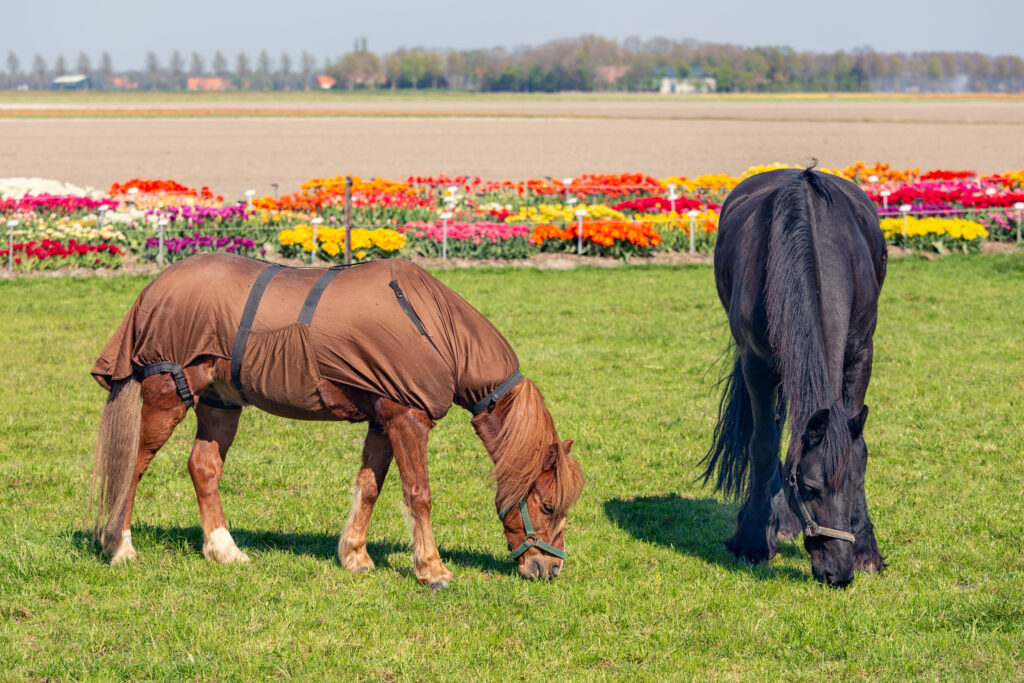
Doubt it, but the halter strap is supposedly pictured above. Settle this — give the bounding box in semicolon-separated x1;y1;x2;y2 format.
785;471;856;543
501;499;565;560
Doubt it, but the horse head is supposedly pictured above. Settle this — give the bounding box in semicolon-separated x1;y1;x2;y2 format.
471;378;584;581
783;405;869;587
499;439;584;580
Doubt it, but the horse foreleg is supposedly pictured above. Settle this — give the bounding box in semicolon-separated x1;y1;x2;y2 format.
188;402;249;563
107;374;188;563
381;407;452;588
338;422;394;572
844;343;885;574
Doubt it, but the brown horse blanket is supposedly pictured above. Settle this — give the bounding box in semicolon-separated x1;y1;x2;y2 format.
92;253;520;420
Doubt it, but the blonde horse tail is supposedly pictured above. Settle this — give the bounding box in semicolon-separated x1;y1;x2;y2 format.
87;376;142;556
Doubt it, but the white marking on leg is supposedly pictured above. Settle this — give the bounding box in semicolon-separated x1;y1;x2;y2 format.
399;498;415;544
338;480;362;557
110;529;137;565
338;482;359;554
203;527;250;563
338;481;374;572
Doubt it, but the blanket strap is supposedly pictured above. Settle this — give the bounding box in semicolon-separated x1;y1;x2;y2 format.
230;264;285;398
298;267;344;325
470;370;525;415
389;278;445;358
140;361;194;408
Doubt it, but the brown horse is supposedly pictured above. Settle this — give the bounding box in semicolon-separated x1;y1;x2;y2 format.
88;253;583;587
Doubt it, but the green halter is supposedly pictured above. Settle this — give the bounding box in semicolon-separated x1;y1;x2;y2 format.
501;499;565;560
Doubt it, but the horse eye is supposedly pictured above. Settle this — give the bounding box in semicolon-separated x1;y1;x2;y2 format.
541;503;554;515
798;474;821;497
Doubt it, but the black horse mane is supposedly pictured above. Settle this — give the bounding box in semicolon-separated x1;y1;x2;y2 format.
764;166;850;490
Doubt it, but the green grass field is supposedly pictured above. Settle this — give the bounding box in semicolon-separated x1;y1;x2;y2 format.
1;256;1022;680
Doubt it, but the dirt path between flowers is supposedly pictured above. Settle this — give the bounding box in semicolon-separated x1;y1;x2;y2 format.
1;95;1022;201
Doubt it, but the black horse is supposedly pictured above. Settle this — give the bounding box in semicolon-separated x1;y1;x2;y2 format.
703;166;886;587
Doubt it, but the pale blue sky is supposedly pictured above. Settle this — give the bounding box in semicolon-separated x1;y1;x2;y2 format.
3;0;1022;70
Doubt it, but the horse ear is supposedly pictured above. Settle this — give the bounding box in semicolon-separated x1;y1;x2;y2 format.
848;405;869;441
804;408;830;448
561;439;574;454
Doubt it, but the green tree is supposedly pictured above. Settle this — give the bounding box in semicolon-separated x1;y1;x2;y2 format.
6;51;19;88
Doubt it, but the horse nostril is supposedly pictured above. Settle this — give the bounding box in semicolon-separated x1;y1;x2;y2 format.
551;563;561;578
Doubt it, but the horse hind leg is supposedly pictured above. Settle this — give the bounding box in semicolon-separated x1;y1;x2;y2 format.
100;374;188;563
338;422;394;572
725;350;784;564
188;402;249;563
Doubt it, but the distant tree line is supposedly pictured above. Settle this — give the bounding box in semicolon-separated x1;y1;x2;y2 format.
4;36;1024;93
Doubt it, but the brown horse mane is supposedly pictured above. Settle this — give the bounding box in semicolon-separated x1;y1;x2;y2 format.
471;378;584;518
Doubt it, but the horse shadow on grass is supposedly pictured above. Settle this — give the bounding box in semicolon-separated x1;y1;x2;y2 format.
72;525;508;575
603;494;808;581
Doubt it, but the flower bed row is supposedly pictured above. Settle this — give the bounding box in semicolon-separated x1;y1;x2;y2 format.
1;165;1021;270
0;239;125;270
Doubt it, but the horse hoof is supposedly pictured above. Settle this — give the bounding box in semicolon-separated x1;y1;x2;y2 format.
203;528;250;564
856;557;886;575
428;580;449;590
109;531;137;565
339;552;375;574
110;547;137;565
736;551;772;566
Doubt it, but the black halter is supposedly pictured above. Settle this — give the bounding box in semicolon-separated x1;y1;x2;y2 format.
784;470;856;543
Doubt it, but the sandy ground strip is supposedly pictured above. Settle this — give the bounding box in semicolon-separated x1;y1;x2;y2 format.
3;116;1022;201
1;97;1022;200
2;94;1024;123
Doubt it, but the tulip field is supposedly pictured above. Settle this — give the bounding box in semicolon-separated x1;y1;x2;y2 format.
2;162;1023;272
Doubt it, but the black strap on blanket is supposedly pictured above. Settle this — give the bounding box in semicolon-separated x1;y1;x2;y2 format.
389;278;444;358
141;361;194;408
298;267;344;325
470;370;525;415
231;264;285;396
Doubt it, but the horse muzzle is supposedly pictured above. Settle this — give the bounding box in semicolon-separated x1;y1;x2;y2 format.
517;551;563;581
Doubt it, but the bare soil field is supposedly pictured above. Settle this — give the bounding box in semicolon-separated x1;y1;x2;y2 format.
1;93;1022;200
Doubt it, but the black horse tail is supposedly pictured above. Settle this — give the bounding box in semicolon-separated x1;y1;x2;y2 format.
700;349;753;499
